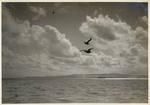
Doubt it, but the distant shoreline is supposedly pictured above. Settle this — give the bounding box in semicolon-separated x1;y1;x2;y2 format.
2;77;148;80
2;73;148;79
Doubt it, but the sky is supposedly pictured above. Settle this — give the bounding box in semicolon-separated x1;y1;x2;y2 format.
2;2;148;78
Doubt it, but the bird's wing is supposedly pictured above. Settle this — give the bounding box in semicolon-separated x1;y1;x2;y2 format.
88;48;93;51
87;38;92;42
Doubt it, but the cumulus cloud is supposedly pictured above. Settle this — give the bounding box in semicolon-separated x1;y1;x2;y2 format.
3;5;80;56
141;16;148;25
80;15;132;41
137;16;148;29
2;5;148;78
135;27;148;49
2;6;84;77
79;14;148;74
79;15;136;54
29;6;46;20
4;5;118;77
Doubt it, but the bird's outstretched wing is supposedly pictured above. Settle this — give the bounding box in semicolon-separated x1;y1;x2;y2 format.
87;38;92;43
88;48;93;51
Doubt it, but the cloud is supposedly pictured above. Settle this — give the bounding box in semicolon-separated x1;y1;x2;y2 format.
80;15;132;41
29;6;46;20
128;44;147;61
141;16;148;25
79;15;135;54
52;3;70;14
93;7;102;16
4;5;118;77
136;16;148;29
135;16;148;49
3;5;80;57
2;6;84;77
2;47;58;78
56;5;70;14
79;14;148;74
2;5;148;78
29;6;46;16
135;27;148;49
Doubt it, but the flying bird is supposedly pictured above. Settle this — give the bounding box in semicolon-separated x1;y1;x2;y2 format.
84;38;92;45
80;48;93;53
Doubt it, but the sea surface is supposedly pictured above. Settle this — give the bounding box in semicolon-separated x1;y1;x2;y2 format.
2;78;148;103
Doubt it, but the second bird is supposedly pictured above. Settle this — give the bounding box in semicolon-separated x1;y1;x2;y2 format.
80;48;93;53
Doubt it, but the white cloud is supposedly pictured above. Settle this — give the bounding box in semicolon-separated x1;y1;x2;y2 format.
29;6;46;20
135;27;148;49
2;6;84;77
29;6;46;16
79;14;148;74
2;6;148;78
3;5;80;57
79;15;135;54
79;15;132;41
137;16;148;29
141;16;148;25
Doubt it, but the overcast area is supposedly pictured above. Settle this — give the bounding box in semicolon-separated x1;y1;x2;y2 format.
2;2;148;78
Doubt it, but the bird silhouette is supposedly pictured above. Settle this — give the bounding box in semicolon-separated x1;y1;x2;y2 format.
52;11;55;15
84;38;92;45
80;48;93;53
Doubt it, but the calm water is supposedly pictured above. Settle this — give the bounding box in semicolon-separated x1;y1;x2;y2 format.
2;78;148;103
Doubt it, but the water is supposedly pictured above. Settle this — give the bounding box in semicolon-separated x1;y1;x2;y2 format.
2;78;148;103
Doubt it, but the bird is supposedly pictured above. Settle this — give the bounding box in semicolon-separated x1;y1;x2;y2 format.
52;11;55;15
80;48;93;53
84;38;92;45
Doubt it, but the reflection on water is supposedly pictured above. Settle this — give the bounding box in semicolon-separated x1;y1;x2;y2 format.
2;78;148;103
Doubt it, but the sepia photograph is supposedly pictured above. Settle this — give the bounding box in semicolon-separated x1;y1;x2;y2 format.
2;2;148;103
